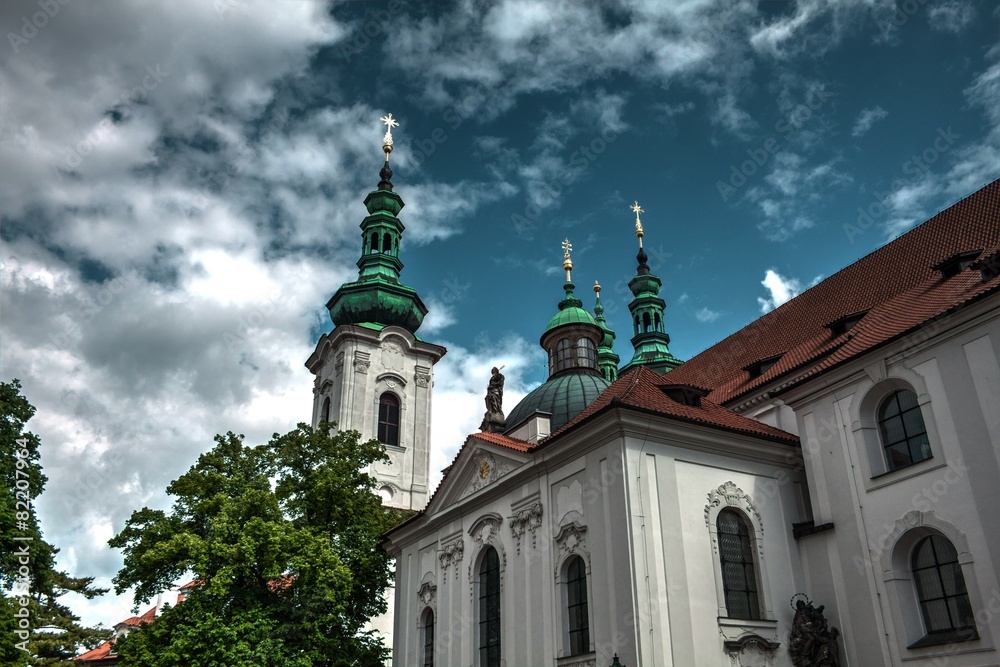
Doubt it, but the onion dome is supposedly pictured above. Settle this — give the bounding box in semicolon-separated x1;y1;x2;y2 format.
506;238;611;433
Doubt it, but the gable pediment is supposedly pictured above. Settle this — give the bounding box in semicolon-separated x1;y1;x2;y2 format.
426;437;530;513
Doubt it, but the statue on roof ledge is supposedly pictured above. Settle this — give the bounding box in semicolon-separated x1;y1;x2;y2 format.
480;366;506;433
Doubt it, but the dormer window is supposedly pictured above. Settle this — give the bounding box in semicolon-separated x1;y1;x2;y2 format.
743;355;782;380
824;310;869;337
661;384;709;408
933;250;982;279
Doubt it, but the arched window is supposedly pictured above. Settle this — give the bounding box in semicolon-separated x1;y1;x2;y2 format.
878;389;931;471
377;393;400;447
479;547;501;667
566;555;590;655
642;312;652;332
320;396;331;423
912;535;976;638
370;232;379;254
717;509;760;620
383;231;392;253
422;609;435;667
654;313;662;332
576;338;595;369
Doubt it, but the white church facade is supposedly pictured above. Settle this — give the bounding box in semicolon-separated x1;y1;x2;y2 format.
313;119;1000;666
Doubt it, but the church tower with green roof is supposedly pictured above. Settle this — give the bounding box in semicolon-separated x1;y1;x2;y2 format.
305;114;446;512
620;201;683;375
505;239;612;434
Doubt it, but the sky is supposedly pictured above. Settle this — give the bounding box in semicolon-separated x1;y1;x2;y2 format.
2;0;999;632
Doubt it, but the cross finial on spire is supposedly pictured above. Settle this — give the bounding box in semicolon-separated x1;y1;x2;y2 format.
562;237;573;282
379;113;398;162
631;200;645;247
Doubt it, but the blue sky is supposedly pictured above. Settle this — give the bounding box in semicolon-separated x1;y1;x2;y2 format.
2;0;998;630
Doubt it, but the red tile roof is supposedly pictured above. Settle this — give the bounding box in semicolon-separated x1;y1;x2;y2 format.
665;178;1000;405
75;641;115;663
117;606;156;628
550;365;800;444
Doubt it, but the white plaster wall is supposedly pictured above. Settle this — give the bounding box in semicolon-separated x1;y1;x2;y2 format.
784;306;1000;666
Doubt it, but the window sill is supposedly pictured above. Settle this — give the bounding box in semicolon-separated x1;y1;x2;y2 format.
867;457;944;491
907;628;979;649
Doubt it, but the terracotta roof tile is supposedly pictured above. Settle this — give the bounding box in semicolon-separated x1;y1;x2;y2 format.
665;178;1000;404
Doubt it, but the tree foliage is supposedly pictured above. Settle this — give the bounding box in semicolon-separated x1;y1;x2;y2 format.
109;423;402;667
0;379;108;666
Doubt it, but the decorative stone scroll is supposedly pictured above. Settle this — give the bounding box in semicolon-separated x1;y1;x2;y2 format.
334;351;344;376
438;538;464;581
414;365;431;388
509;502;543;555
417;581;437;607
354;351;370;374
705;481;763;530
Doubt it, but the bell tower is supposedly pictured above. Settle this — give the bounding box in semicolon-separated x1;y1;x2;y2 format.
305;114;446;511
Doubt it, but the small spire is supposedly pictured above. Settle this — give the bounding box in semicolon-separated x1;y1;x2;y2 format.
593;280;604;316
562;237;574;283
378;113;398;191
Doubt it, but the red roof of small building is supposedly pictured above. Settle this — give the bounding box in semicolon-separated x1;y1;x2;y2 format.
664;178;1000;405
75;641;116;663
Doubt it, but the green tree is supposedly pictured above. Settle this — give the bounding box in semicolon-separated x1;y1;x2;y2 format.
1;379;108;666
109;424;402;667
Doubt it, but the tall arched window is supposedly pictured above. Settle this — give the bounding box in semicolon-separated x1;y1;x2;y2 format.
642;312;652;332
717;509;760;620
320;396;331;423
878;389;930;471
377;393;400;447
479;547;501;667
383;231;392;253
370;232;379;254
912;535;976;638
566;555;590;655
422;609;435;667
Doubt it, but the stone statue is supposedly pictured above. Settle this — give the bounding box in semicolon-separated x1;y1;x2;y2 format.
480;367;506;433
789;598;840;667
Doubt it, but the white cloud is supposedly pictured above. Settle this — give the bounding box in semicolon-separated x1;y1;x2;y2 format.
928;2;975;33
852;106;888;137
695;306;721;322
756;268;822;312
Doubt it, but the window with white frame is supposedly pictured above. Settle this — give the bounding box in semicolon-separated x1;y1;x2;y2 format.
478;546;501;667
878;389;931;471
717;509;761;620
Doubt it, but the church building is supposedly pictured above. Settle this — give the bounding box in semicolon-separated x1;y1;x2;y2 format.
318;118;1000;667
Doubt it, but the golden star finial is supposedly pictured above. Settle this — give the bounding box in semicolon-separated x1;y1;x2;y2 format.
379;113;398;154
631;200;645;247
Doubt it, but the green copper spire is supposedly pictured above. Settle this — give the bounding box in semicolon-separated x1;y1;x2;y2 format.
326;114;428;334
620;201;683;374
593;281;619;382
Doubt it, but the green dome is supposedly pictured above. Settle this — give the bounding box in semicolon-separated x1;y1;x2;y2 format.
506;372;611;433
543;282;599;336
